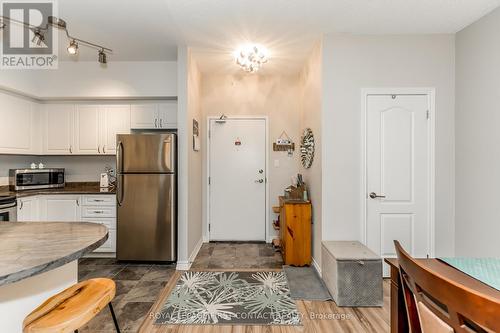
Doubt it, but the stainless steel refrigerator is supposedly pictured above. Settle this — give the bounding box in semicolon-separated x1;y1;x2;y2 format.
116;133;176;261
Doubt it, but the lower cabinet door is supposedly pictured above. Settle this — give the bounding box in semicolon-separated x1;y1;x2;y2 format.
96;229;116;253
81;218;116;253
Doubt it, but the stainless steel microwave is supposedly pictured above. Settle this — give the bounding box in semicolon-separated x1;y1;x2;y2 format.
9;168;65;191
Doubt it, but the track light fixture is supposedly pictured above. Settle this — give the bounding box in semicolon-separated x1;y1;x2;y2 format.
67;40;78;55
0;15;112;64
98;49;107;64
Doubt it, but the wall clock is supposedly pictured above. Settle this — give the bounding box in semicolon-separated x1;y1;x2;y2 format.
300;128;315;169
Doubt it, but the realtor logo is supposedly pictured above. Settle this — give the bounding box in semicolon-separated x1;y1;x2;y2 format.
1;0;58;69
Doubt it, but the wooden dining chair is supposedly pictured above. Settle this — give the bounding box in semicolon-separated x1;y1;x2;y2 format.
394;241;500;333
23;278;121;333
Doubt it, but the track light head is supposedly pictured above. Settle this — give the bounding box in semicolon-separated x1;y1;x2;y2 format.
31;29;46;46
67;40;78;55
98;49;107;64
48;16;66;29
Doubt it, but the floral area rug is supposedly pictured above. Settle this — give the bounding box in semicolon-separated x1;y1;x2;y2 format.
154;271;302;325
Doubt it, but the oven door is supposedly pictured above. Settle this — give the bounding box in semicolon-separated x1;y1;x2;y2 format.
0;202;17;222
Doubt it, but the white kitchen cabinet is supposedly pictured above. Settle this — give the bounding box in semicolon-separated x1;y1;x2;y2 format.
16;193;116;254
38;195;81;222
100;105;131;155
80;194;116;253
0;93;40;154
158;102;177;129
42;104;74;154
130;104;158;129
74;105;100;154
17;196;39;222
131;102;177;129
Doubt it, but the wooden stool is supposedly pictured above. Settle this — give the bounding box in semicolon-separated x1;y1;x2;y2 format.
23;278;121;333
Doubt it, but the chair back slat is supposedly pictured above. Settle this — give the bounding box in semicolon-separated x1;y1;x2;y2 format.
394;241;500;333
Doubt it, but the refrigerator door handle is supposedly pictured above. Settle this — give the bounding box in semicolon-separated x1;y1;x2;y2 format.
117;174;124;206
117;141;124;173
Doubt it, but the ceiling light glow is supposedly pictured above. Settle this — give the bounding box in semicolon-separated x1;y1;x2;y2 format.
234;44;268;73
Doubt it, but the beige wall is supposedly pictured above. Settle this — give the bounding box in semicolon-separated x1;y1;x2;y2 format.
322;33;456;257
455;7;500;257
186;51;204;257
299;42;323;267
200;74;302;241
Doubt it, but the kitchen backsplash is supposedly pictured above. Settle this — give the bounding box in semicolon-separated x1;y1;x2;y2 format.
0;155;116;186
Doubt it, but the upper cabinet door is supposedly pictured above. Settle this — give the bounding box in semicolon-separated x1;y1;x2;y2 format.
74;105;100;154
158;102;177;129
130;104;159;129
101;105;131;155
0;93;39;154
42;104;74;154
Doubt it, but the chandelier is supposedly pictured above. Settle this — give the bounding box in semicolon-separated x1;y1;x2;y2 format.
234;44;269;73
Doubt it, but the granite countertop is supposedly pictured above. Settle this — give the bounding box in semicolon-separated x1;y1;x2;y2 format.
0;222;108;286
0;182;116;198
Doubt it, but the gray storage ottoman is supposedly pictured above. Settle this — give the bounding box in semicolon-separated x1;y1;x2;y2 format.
321;241;383;307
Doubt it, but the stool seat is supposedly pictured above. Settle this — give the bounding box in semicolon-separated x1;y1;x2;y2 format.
23;278;116;333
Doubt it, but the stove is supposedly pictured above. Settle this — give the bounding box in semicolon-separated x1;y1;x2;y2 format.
0;194;17;222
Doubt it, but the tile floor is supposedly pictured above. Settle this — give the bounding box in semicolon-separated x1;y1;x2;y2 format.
191;241;283;269
79;242;282;332
78;258;175;333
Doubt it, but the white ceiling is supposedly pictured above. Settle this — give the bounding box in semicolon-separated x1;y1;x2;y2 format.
56;0;500;73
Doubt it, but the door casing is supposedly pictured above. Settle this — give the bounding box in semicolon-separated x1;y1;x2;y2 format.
206;116;270;242
361;88;436;258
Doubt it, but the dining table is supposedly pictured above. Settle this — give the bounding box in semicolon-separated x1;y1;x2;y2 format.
385;257;500;333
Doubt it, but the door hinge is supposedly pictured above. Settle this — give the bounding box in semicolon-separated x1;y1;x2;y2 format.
208;129;211;138
208;177;211;185
426;110;430;119
208;224;211;232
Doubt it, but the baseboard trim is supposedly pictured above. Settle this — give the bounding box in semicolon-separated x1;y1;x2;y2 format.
312;256;322;277
176;237;204;271
83;252;116;258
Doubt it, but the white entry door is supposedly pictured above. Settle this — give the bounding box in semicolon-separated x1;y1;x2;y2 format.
366;94;432;268
209;118;266;241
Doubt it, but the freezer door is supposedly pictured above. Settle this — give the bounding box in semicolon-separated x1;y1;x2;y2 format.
116;133;176;173
117;174;176;261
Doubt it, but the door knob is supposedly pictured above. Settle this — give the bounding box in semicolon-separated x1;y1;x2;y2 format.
369;192;386;199
255;179;264;183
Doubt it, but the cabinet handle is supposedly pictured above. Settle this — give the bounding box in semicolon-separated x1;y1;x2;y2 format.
69;145;73;154
155;119;158;128
76;199;79;206
94;199;104;202
103;145;106;154
93;210;104;214
98;146;101;154
160;119;163;128
19;200;23;210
